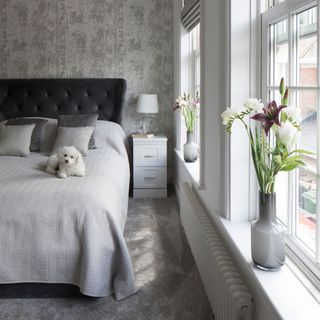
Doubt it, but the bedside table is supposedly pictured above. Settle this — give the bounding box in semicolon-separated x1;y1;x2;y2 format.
132;135;167;198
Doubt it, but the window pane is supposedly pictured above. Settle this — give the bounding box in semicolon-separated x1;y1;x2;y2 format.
270;20;289;86
190;24;200;147
192;24;200;51
297;90;318;155
267;89;281;104
297;169;317;254
295;90;318;254
297;7;318;86
195;54;200;88
276;172;288;226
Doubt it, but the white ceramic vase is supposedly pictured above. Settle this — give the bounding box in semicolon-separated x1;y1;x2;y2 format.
251;192;286;270
183;131;198;163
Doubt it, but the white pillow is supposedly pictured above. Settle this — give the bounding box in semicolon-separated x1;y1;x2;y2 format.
50;126;94;156
0;124;35;157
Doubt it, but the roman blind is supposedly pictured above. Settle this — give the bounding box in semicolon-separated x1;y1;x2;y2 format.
181;0;200;31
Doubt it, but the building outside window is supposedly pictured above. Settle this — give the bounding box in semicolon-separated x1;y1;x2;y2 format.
262;0;320;287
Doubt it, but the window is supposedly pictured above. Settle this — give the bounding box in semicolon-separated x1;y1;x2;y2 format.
189;23;201;146
262;0;320;287
179;22;201;149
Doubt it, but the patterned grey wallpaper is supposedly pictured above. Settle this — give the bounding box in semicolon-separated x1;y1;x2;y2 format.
0;0;173;172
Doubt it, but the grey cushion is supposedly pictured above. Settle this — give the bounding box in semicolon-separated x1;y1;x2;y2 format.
39;118;58;153
58;114;98;149
6;118;48;151
50;126;94;156
0;124;35;157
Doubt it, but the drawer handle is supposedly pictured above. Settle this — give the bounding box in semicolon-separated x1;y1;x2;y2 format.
144;155;156;158
144;177;156;181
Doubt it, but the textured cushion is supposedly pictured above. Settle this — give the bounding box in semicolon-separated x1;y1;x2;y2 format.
0;124;35;157
7;117;58;153
39;118;58;153
58;114;98;149
51;126;94;156
7;118;48;151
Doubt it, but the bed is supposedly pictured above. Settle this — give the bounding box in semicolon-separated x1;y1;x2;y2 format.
0;79;137;299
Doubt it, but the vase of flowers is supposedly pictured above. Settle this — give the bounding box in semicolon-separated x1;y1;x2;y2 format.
174;92;200;163
221;78;311;270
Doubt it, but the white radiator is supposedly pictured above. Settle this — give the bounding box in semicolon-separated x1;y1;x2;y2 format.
180;182;253;320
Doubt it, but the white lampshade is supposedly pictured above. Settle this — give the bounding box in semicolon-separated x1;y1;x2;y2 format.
136;94;159;114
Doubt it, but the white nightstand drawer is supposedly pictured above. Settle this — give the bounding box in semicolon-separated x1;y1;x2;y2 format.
134;167;167;189
134;145;167;167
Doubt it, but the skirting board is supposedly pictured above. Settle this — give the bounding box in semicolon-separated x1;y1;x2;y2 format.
133;189;167;198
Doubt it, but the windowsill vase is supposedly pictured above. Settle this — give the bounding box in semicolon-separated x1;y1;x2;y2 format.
251;192;286;270
183;131;198;163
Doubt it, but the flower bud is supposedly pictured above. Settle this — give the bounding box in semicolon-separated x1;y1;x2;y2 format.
282;89;289;106
273;155;282;165
279;78;285;95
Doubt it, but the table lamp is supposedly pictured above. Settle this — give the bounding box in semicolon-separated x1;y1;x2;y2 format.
136;94;159;134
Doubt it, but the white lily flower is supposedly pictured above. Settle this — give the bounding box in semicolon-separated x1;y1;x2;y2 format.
175;96;187;108
243;98;264;112
276;121;299;147
221;107;242;125
283;106;302;123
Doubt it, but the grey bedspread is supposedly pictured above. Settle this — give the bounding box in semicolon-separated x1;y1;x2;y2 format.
0;121;137;299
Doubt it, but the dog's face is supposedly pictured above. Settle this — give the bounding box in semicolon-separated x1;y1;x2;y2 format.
58;146;81;166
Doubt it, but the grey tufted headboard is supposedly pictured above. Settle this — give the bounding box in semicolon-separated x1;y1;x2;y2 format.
0;78;127;124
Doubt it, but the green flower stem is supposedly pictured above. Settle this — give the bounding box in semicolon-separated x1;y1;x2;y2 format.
236;116;279;194
237;117;265;192
182;106;197;132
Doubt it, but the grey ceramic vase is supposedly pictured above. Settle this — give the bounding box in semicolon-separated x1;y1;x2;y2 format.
183;132;198;163
251;192;286;270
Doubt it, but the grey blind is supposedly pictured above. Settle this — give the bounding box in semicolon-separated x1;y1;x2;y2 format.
181;0;200;32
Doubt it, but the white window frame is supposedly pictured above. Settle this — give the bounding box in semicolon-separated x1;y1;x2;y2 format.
262;0;320;289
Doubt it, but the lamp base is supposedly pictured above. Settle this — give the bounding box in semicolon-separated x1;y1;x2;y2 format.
139;129;148;135
140;119;147;134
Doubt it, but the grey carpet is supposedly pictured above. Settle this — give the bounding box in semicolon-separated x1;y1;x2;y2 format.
0;197;213;320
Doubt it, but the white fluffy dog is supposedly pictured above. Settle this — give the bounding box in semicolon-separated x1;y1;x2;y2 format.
46;146;85;178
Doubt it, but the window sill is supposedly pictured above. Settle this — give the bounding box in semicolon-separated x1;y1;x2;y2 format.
174;148;200;187
220;218;320;320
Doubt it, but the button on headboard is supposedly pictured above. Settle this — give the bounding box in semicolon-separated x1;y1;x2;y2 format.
0;78;127;123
